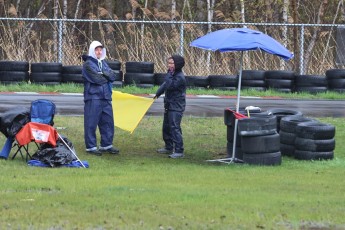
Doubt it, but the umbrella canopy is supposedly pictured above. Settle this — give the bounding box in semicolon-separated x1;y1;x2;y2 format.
190;27;294;60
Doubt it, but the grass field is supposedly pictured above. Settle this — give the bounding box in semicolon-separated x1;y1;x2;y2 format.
0;115;344;229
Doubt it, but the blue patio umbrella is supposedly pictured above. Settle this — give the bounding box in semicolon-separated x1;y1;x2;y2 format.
190;27;294;163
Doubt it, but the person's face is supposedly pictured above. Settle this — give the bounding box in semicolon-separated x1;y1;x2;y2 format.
94;46;103;59
167;58;175;72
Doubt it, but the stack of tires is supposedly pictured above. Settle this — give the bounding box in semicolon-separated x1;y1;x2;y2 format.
241;70;266;91
30;62;62;85
154;73;166;86
0;61;29;84
208;75;237;91
326;69;345;93
279;115;315;157
106;60;123;88
265;70;295;93
124;61;154;88
237;113;281;165
294;121;335;160
61;65;83;84
295;74;328;94
185;75;209;89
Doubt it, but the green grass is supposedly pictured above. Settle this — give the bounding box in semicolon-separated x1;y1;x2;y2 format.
0;116;344;229
1;82;345;99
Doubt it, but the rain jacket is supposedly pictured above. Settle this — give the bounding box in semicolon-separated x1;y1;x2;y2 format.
155;55;186;112
82;41;116;101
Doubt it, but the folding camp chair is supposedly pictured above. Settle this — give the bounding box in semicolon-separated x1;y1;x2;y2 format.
12;99;56;160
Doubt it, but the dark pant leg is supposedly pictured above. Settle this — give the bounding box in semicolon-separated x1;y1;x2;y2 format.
162;109;173;150
168;110;184;153
99;100;114;148
84;100;102;149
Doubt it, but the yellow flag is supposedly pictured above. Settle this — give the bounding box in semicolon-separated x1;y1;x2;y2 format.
112;91;154;133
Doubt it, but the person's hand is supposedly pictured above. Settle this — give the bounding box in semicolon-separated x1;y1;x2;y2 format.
153;95;158;100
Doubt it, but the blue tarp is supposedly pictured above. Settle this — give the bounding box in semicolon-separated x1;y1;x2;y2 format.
27;159;89;168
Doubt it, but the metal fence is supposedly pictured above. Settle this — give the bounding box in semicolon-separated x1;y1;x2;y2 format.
0;17;344;75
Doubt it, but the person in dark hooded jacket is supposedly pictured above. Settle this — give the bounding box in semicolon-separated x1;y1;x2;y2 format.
154;55;186;158
82;40;119;156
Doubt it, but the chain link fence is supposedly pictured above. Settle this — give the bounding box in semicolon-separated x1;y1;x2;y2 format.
0;17;344;76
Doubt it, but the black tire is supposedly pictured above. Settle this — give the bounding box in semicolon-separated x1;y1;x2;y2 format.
325;69;345;79
241;79;266;87
154;73;166;85
243;152;282;166
241;133;280;154
237;115;277;136
327;78;345;89
265;70;295;80
295;75;327;87
210;86;237;91
124;72;154;84
268;109;304;132
30;72;61;82
106;60;121;70
61;73;83;83
193;76;209;87
0;71;29;81
0;81;28;85
279;115;314;133
294;150;334;160
280;143;295;157
266;79;294;88
125;61;154;73
227;141;243;160
0;61;29;71
208;75;238;87
135;83;155;88
296;121;335;140
295;86;328;94
241;86;266;91
31;62;62;73
242;70;265;80
226;126;241;147
62;65;82;74
279;130;296;145
113;70;123;81
112;81;123;88
295;137;335;152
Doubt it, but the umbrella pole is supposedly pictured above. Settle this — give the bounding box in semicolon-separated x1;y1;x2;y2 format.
230;51;244;163
206;52;244;164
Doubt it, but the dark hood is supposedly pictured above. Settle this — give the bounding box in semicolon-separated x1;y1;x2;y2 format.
171;55;185;72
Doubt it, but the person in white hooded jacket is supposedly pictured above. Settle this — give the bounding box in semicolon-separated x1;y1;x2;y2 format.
82;41;119;156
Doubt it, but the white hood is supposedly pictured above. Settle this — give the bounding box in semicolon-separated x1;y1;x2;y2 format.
88;40;106;60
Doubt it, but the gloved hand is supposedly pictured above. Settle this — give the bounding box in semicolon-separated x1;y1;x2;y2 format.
153;95;158;100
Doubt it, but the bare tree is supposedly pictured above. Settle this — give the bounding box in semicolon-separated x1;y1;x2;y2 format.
292;0;299;72
281;0;289;69
303;0;328;73
182;0;193;20
206;0;215;70
141;0;148;60
53;0;58;58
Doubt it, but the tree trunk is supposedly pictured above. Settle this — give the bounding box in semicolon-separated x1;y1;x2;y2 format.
141;0;148;60
280;0;289;70
182;0;193;20
303;0;328;73
53;0;58;60
292;0;299;72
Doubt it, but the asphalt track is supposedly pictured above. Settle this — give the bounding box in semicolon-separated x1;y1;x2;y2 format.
1;92;344;117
